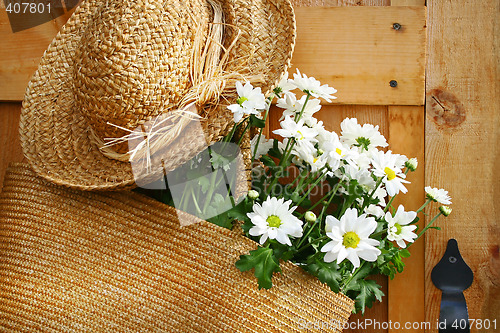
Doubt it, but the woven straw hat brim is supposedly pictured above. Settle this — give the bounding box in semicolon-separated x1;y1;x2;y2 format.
0;164;353;332
20;0;296;191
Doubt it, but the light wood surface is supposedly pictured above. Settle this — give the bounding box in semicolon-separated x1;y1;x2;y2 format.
385;1;426;332
0;6;426;105
292;6;426;105
0;103;25;191
425;0;500;332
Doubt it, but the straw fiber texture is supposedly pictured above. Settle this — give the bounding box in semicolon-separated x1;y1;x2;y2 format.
20;0;296;191
0;164;353;332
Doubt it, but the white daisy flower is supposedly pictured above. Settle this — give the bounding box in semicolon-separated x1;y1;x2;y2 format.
439;205;452;216
290;69;337;102
277;94;322;122
340;118;388;151
273;116;318;148
365;204;385;219
248;190;259;200
275;75;296;96
251;134;273;159
425;187;452;205
385;205;417;248
342;164;376;189
405;158;418;171
292;145;328;173
321;208;381;268
227;82;267;123
316;129;356;170
371;150;410;197
247;197;303;246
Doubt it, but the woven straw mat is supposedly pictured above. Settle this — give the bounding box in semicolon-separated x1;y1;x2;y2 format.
0;164;353;332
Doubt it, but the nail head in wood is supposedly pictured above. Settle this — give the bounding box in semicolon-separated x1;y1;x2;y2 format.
393;23;402;31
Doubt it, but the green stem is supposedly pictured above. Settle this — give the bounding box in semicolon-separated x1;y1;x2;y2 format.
191;190;203;215
295;220;317;249
341;261;367;292
371;228;388;238
237;121;251;146
363;177;383;210
202;152;221;212
416;212;443;239
295;171;326;207
251;103;271;160
318;182;343;222
296;235;329;254
383;195;397;213
416;198;433;215
295;93;311;122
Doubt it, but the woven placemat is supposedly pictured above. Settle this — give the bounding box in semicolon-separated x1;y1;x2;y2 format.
0;164;353;332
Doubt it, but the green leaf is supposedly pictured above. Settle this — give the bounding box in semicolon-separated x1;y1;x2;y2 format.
352;279;385;315
249;114;266;128
226;199;251;223
305;256;342;293
235;247;281;289
342;263;373;294
399;249;411;258
206;212;233;229
268;139;283;159
260;155;276;167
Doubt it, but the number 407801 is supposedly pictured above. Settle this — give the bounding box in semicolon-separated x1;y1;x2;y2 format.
6;2;51;14
451;319;497;330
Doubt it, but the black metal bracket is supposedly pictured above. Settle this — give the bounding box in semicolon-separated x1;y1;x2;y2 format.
431;239;474;333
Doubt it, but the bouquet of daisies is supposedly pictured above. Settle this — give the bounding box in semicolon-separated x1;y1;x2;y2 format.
152;70;452;315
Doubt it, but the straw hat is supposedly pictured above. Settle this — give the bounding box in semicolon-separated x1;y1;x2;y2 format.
0;164;353;331
20;0;296;191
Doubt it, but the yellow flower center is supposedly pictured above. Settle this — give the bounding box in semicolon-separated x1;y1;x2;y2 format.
297;131;304;140
266;215;282;228
236;96;248;105
342;231;361;249
335;148;342;156
384;167;396;181
313;157;318;163
394;223;402;235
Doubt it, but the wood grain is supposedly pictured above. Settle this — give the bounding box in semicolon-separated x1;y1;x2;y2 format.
0;6;426;106
291;6;426;105
387;106;425;332
0;103;25;191
386;2;426;332
425;0;500;332
0;7;75;102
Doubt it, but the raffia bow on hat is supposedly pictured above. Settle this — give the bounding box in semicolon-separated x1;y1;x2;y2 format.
20;0;296;190
0;164;354;332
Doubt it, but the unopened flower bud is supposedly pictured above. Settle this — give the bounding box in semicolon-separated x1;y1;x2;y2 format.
305;211;317;223
317;149;324;156
439;206;452;217
405;158;418;172
248;190;259;200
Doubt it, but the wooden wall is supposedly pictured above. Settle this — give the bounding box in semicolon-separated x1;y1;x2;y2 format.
0;0;498;332
425;1;500;332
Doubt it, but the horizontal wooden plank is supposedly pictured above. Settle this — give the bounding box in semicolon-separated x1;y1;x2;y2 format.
0;6;425;105
291;6;426;105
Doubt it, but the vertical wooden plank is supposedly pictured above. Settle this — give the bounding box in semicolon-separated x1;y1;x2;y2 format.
426;0;499;332
0;103;25;190
387;2;426;332
387;106;426;331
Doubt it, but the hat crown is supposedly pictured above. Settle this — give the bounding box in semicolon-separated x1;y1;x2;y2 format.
73;0;211;153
